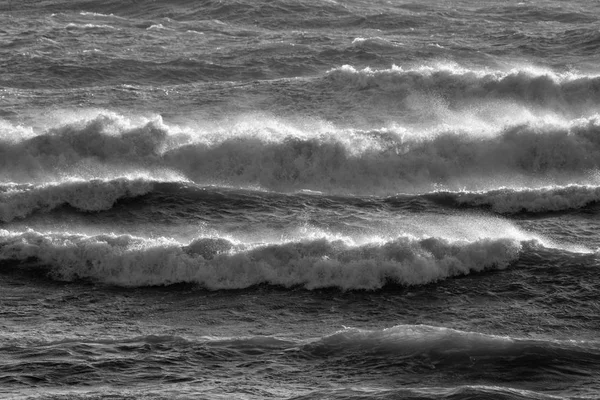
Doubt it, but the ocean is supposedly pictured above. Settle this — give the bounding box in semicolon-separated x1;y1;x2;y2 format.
1;0;600;399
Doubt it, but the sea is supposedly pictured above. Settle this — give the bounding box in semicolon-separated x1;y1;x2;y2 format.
1;0;600;399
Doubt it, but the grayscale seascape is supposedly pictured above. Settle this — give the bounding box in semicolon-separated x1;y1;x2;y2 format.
1;1;600;399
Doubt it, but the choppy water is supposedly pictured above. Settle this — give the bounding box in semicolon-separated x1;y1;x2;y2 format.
1;1;600;399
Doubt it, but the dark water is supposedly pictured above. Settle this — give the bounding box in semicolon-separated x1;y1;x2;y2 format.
1;1;600;399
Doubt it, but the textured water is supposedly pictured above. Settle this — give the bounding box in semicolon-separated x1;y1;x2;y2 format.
1;1;600;399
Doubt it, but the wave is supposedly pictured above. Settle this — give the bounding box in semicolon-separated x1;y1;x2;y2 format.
0;230;522;289
4;178;599;224
5;325;598;395
152;114;600;192
5;113;600;194
421;185;600;214
146;23;171;31
296;325;600;392
0;113;187;182
303;324;600;362
326;65;600;109
11;324;600;365
79;11;118;18
0;178;156;223
0;177;294;222
351;37;402;50
65;22;117;30
292;386;581;400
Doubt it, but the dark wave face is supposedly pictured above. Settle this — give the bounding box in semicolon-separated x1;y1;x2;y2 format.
2;0;600;399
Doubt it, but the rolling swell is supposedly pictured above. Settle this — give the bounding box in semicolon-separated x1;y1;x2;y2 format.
0;230;522;290
4;113;600;194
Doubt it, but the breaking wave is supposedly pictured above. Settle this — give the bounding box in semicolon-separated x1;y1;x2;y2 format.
4;113;600;194
0;230;522;290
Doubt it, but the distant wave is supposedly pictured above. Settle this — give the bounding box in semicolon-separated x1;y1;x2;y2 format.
65;22;117;30
0;230;522;289
326;65;600;108
351;37;402;49
78;11;119;18
3;113;600;194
